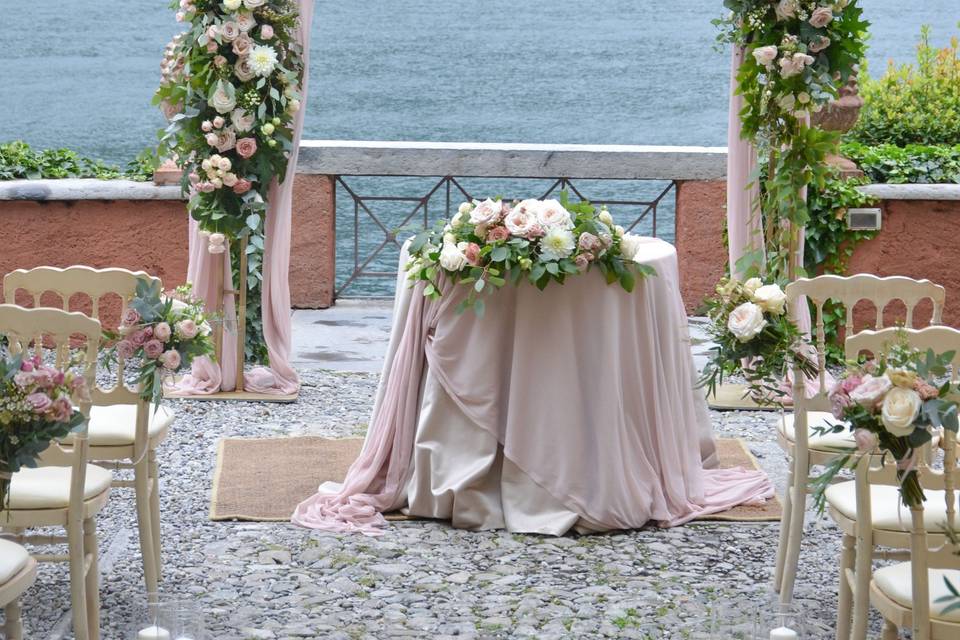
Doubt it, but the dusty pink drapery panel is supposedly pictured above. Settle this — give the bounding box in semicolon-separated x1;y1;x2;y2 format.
726;47;765;281
179;1;312;394
244;0;313;395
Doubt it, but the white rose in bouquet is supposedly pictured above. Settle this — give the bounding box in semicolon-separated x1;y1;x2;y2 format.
881;387;923;437
619;233;645;262
439;242;468;272
752;284;787;315
727;302;767;343
209;80;237;114
743;277;763;296
469;199;503;226
537;199;574;229
598;209;614;227
223;0;242;10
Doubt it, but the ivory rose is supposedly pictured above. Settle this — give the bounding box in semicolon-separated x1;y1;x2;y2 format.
752;284;787;315
743;277;763;296
236;137;258;159
243;0;266;7
209;80;237;114
223;0;242;10
881;387;922;437
598;209;614;227
469;198;503;225
752;45;778;67
727;302;767;343
619;233;644;261
850;374;892;409
236;12;256;32
774;0;798;20
439;242;468;272
537;199;574;229
809;6;834;28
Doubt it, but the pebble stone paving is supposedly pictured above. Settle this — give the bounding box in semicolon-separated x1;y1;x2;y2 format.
4;308;867;639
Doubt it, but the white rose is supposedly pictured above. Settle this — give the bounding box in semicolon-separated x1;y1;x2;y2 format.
598;209;614;226
752;284;787;315
438;242;468;272
231;108;255;132
613;225;625;238
727;302;767;343
619;233;645;261
223;0;242;10
743;277;763;296
469;198;503;225
450;211;465;228
774;0;798;20
457;201;473;216
752;45;778;67
881;387;923;437
537;199;574;229
243;0;266;7
236;11;256;32
209;80;237;114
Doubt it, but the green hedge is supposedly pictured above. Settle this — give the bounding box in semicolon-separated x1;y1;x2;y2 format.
842;142;960;184
0;141;155;182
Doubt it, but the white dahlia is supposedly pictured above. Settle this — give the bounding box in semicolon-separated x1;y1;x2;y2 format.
539;227;576;262
249;45;278;77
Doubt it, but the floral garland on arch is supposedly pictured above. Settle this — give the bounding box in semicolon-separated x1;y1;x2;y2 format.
715;0;869;278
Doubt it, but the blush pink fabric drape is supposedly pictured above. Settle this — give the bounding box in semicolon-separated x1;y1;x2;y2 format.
293;240;774;535
178;0;312;395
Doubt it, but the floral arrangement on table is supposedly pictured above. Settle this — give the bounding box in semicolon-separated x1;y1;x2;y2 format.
698;276;817;405
810;339;960;511
154;0;304;239
0;353;90;511
405;195;656;316
715;1;868;278
100;279;215;406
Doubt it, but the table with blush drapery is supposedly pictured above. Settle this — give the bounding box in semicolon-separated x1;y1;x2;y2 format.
293;237;774;536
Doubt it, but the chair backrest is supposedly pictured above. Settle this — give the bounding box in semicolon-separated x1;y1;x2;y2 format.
3;266;161;406
845;326;959;640
785;274;946;406
0;304;101;515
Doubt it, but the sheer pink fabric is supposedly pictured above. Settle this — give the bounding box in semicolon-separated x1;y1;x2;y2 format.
178;1;312;395
293;240;774;535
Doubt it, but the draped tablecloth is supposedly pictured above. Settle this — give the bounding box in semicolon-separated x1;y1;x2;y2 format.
293;237;774;535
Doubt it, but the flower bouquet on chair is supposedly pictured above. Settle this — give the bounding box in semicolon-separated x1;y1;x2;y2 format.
405;193;656;316
100;279;215;406
698;276;817;407
811;339;960;510
0;353;90;511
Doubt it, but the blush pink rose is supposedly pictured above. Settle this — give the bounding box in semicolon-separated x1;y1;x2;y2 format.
232;33;253;56
176;319;199;339
464;242;481;265
143;339;164;359
206;41;218;53
236;137;258;159
160;350;182;370
26;392;53;414
809;6;834;28
849;374;892;410
154;322;172;342
122;308;141;326
853;428;878;453
840;374;862;394
260;25;274;39
232;178;252;194
131;330;148;347
486;226;510;243
116;340;136;360
574;254;590;271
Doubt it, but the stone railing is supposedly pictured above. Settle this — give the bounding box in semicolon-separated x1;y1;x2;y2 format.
1;141;959;323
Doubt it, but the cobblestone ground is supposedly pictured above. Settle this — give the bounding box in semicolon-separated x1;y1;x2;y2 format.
7;368;858;640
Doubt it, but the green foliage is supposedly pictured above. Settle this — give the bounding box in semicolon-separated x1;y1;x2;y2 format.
848;26;960;146
841;141;960;184
231;228;269;365
0;141;155;181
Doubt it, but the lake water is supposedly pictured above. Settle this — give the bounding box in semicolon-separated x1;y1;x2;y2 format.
2;1;956;294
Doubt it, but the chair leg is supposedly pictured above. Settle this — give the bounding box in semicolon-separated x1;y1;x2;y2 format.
835;534;855;640
880;620;899;640
83;518;101;640
773;456;795;593
5;601;24;640
850;535;873;640
67;517;90;640
779;467;807;603
148;448;162;580
134;456;159;595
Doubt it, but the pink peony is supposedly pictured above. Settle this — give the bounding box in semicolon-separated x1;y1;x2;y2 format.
236;137;258;159
143;339;164;359
464;242;481;265
486;226;510;243
232;178;252;194
26;392;53;414
122;308;141;326
176;319;199;339
117;340;135;360
160;350;182;370
154;322;172;342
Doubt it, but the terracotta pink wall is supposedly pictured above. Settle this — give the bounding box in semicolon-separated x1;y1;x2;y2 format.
675;180;727;313
0;174;335;309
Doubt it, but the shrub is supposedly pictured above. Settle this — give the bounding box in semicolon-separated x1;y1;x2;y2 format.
842;141;960;184
848;27;960;146
0;141;155;181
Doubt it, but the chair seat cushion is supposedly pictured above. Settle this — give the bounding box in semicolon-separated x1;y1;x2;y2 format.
826;481;960;532
0;539;30;584
874;562;960;623
85;403;174;447
780;411;856;451
6;465;112;510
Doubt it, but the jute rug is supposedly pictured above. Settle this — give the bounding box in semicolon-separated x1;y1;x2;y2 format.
210;436;780;523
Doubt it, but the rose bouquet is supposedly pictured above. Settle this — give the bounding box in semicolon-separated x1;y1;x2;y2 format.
0;353;90;510
100;279;215;406
811;340;960;510
698;276;816;405
154;0;305;238
405;194;656;316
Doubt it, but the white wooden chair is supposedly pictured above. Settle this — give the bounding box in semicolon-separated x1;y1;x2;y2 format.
777;275;946;604
827;326;960;640
3;266;172;595
0;539;37;640
0;304;108;640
